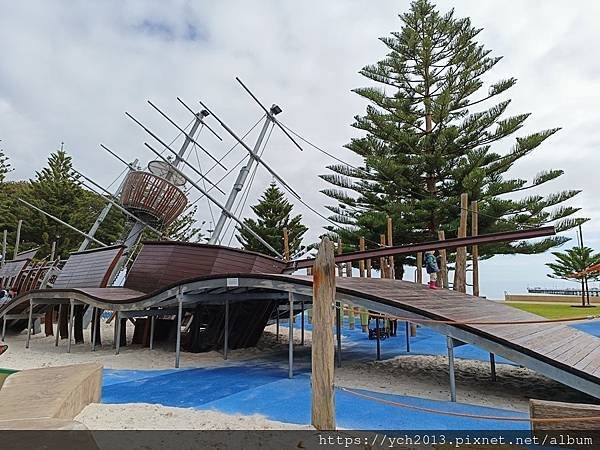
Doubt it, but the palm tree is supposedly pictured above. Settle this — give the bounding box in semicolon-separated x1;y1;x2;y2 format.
546;246;600;306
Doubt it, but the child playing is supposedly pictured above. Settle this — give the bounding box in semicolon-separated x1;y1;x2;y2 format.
424;250;440;289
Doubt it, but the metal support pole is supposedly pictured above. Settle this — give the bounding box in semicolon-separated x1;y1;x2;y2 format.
288;293;294;378
149;315;155;350
91;308;97;351
300;300;305;346
175;295;183;368
55;305;62;347
25;299;33;349
405;321;410;352
2;316;6;341
335;301;342;368
223;298;229;360
447;336;456;402
375;317;381;361
276;310;280;342
115;311;121;355
67;301;74;353
490;353;497;382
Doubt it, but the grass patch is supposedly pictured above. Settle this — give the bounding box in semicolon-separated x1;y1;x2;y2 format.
507;302;595;319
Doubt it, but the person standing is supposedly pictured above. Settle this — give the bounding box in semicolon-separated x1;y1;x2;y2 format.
424;251;440;289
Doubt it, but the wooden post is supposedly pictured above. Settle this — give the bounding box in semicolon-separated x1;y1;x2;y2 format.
471;201;479;297
337;238;343;277
411;252;422;338
359;237;365;278
283;227;290;262
387;217;395;279
13;219;22;259
416;252;423;284
453;193;468;293
311;237;336;431
1;230;7;266
379;234;387;278
437;230;448;288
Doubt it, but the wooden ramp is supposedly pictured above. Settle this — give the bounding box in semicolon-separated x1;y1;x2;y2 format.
4;273;600;399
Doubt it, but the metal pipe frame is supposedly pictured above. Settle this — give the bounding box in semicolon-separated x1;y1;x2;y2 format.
149;315;155;350
375;316;381;361
336;301;342;368
67;300;75;354
405;321;411;353
175;294;183;368
55;305;62;347
115;311;121;355
300;300;305;346
490;353;497;382
447;336;457;402
288;292;294;379
91;307;97;351
6;273;600;400
223;298;229;360
25;299;33;349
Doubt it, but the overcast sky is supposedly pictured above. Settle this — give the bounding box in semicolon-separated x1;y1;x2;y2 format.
1;1;599;299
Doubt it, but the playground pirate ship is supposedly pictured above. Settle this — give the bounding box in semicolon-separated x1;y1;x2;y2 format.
3;78;557;354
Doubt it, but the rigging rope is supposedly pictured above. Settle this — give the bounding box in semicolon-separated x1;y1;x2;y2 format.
277;120;545;233
223;123;275;246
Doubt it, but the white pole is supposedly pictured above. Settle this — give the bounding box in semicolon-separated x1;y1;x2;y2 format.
13;220;22;258
209;115;272;244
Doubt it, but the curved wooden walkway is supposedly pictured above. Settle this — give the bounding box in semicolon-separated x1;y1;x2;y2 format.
3;273;600;399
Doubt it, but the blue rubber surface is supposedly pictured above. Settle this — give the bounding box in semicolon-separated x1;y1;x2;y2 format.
102;367;527;430
283;315;515;365
99;315;600;429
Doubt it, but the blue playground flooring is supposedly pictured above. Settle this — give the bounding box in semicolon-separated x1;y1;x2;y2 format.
102;367;528;430
99;314;600;429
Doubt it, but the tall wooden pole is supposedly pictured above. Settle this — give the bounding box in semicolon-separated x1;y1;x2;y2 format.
416;252;423;284
471;201;479;297
1;230;7;266
379;234;387;278
453;193;468;293
13;219;22;259
337;238;343;277
311;237;336;430
387;217;395;279
359;237;369;332
437;230;448;288
283;227;290;262
358;237;366;278
365;240;372;278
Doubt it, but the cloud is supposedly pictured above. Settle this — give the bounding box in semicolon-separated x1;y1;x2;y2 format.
1;0;599;298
